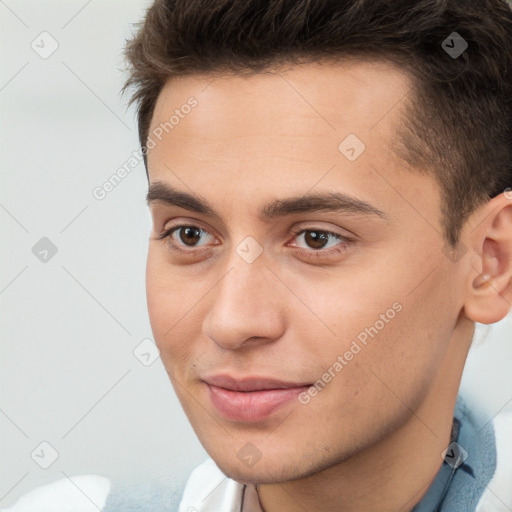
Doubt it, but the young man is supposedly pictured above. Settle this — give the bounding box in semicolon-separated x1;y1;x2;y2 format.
5;0;512;511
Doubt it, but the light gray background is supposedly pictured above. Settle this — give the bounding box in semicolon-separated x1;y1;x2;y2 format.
0;0;511;507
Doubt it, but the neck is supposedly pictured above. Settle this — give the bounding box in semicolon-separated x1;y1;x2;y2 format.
256;321;473;512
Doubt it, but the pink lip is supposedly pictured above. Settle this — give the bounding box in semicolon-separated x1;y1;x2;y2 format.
203;374;311;422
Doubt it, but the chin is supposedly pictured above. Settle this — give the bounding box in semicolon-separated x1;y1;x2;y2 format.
214;459;302;485
203;442;330;485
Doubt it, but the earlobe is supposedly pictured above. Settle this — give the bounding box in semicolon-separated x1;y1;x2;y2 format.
463;195;512;325
466;272;511;324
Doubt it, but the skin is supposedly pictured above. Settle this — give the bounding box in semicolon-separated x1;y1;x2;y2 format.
144;60;512;512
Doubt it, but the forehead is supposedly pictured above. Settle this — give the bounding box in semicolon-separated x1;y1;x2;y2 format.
147;60;412;177
148;59;412;145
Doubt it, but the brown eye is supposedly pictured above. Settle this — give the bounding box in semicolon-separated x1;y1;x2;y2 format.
157;224;215;251
294;229;343;250
289;227;352;260
303;231;330;250
178;226;204;246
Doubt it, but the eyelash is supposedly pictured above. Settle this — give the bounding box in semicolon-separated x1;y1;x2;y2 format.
156;224;352;259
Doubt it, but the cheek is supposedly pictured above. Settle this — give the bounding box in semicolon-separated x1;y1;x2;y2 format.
292;274;403;353
295;271;450;392
146;249;188;352
145;249;168;333
145;247;211;374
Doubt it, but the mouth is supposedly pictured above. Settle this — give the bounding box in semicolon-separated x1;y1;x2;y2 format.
202;374;312;423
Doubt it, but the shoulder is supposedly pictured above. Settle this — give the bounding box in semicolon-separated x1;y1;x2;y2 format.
476;409;512;511
1;475;111;512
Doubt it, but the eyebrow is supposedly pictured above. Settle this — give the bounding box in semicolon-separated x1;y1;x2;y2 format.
146;181;386;221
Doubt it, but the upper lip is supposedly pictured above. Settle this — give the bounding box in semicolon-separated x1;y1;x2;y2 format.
203;374;311;392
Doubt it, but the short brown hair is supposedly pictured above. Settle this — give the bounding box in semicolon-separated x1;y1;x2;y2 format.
123;0;512;245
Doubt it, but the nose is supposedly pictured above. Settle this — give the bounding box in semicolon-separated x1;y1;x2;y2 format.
203;258;286;351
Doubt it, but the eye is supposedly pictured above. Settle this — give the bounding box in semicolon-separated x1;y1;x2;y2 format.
289;227;351;258
293;229;343;250
156;225;216;250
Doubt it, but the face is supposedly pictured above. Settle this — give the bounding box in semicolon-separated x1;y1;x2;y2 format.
145;61;469;484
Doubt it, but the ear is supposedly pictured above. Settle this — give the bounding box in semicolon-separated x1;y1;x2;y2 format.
463;190;512;324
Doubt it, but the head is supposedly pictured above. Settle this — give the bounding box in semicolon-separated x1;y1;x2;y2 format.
123;0;512;484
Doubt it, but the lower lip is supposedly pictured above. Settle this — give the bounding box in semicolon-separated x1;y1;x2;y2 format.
207;383;310;423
